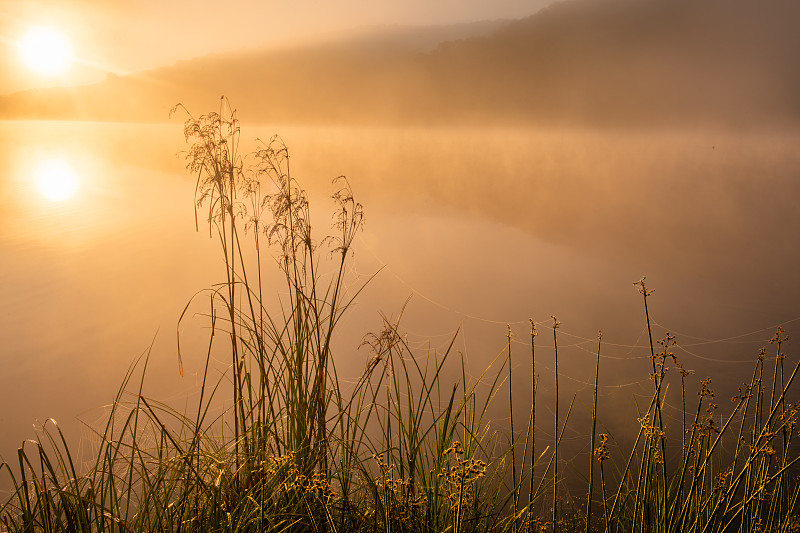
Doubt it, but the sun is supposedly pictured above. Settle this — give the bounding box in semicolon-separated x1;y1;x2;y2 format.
34;158;80;202
18;26;74;76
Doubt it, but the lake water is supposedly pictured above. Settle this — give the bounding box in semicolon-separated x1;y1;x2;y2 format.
2;119;799;481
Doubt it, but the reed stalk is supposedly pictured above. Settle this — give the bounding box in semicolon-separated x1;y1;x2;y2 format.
528;319;538;533
552;316;560;532
508;325;519;532
586;331;602;533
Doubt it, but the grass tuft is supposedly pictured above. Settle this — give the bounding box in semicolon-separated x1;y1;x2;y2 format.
2;100;799;532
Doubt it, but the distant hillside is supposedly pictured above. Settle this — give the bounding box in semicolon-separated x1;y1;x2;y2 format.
2;0;799;127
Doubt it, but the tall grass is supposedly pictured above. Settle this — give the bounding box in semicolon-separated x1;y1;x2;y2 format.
1;99;799;532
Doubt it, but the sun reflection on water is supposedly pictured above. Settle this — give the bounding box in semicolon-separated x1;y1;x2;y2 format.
33;158;80;202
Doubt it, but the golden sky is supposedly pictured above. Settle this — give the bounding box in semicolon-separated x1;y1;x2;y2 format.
0;0;551;95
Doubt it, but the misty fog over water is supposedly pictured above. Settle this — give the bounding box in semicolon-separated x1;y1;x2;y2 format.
1;119;798;482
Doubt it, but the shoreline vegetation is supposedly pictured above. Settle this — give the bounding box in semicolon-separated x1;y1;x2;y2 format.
2;100;799;532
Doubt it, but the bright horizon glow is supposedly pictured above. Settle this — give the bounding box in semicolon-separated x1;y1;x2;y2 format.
34;158;80;202
18;26;75;76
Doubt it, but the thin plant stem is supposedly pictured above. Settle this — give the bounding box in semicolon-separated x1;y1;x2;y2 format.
508;325;519;532
552;316;560;532
587;331;602;533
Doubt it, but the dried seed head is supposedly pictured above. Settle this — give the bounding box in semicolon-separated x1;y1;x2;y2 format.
594;434;610;462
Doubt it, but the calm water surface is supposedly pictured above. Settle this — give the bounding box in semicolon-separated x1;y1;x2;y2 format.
1;120;799;473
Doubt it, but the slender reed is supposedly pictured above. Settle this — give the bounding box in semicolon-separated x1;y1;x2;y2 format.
552;316;560;532
586;331;602;533
528;319;538;532
508;325;519;532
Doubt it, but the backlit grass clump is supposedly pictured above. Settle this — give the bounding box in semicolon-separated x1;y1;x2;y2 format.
1;99;799;532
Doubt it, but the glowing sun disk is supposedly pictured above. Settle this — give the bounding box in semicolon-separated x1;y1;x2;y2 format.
18;26;74;76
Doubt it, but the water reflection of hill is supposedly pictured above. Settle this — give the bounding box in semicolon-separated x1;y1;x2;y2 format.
2;0;800;127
